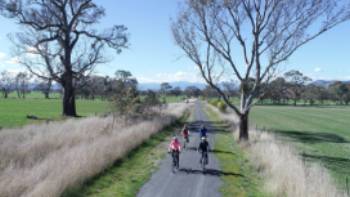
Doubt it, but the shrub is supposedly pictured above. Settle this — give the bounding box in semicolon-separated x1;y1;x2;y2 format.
209;99;227;112
216;101;227;112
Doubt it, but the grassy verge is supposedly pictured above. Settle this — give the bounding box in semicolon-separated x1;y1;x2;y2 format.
205;106;267;197
62;111;191;197
250;105;350;190
161;95;186;103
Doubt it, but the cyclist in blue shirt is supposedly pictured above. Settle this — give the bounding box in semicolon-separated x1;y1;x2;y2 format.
199;124;207;138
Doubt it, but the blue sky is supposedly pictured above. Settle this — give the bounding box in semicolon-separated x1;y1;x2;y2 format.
0;0;349;83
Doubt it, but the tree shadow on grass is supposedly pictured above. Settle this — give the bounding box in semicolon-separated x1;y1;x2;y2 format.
210;149;235;155
271;130;348;144
301;153;350;176
179;167;244;177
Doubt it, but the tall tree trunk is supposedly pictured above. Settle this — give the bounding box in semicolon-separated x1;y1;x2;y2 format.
294;98;297;106
45;79;51;99
239;111;249;140
44;91;49;99
62;72;77;116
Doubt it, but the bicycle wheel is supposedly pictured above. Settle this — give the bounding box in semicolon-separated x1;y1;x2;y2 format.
176;152;180;170
171;152;177;173
201;153;206;171
205;152;208;165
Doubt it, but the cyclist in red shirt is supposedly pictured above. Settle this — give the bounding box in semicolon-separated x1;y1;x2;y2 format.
169;136;181;152
168;136;181;170
181;124;190;148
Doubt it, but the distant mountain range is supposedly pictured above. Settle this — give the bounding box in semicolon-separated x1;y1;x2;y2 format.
138;80;350;90
138;81;207;90
29;81;208;91
311;80;350;87
28;80;350;91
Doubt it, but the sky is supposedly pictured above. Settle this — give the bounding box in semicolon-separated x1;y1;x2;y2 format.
0;0;349;83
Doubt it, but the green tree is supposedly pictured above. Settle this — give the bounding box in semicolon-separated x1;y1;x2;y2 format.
329;81;350;105
284;70;311;106
112;70;139;116
160;82;172;103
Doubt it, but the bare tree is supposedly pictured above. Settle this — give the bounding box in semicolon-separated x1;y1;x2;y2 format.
0;71;14;98
2;0;128;116
172;0;350;140
15;72;32;99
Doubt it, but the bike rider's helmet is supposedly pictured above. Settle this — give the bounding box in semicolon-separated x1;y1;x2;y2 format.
172;136;178;141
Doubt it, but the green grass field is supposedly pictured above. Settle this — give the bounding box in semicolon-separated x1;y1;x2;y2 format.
6;91;61;99
160;95;186;103
250;105;350;190
0;96;109;128
0;92;186;128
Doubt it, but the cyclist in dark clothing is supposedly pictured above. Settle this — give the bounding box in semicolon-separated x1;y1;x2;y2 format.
198;137;210;165
199;125;207;138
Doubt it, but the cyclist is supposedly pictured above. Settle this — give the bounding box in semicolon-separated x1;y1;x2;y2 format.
198;136;210;165
199;124;208;138
168;136;181;169
181;124;190;147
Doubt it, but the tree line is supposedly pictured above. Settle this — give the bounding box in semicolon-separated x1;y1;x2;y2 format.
261;70;350;106
0;69;204;100
0;70;55;99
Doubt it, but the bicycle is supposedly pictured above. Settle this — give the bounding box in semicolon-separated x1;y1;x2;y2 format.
170;150;180;173
183;135;189;149
200;151;208;171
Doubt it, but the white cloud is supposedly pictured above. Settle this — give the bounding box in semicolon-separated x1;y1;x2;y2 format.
0;52;7;60
26;46;37;53
5;56;20;65
137;70;204;83
314;67;322;72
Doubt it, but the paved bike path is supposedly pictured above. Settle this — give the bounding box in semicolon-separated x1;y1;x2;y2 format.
137;101;222;197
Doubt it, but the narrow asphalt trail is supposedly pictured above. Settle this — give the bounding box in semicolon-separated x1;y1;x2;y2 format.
137;101;222;197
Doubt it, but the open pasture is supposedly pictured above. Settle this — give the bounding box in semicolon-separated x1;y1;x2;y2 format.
251;105;350;189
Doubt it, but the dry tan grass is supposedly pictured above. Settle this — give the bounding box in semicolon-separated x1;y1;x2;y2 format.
0;103;192;197
208;104;346;197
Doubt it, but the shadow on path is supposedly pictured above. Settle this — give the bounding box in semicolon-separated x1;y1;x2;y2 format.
178;168;244;177
188;120;233;134
184;147;235;156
